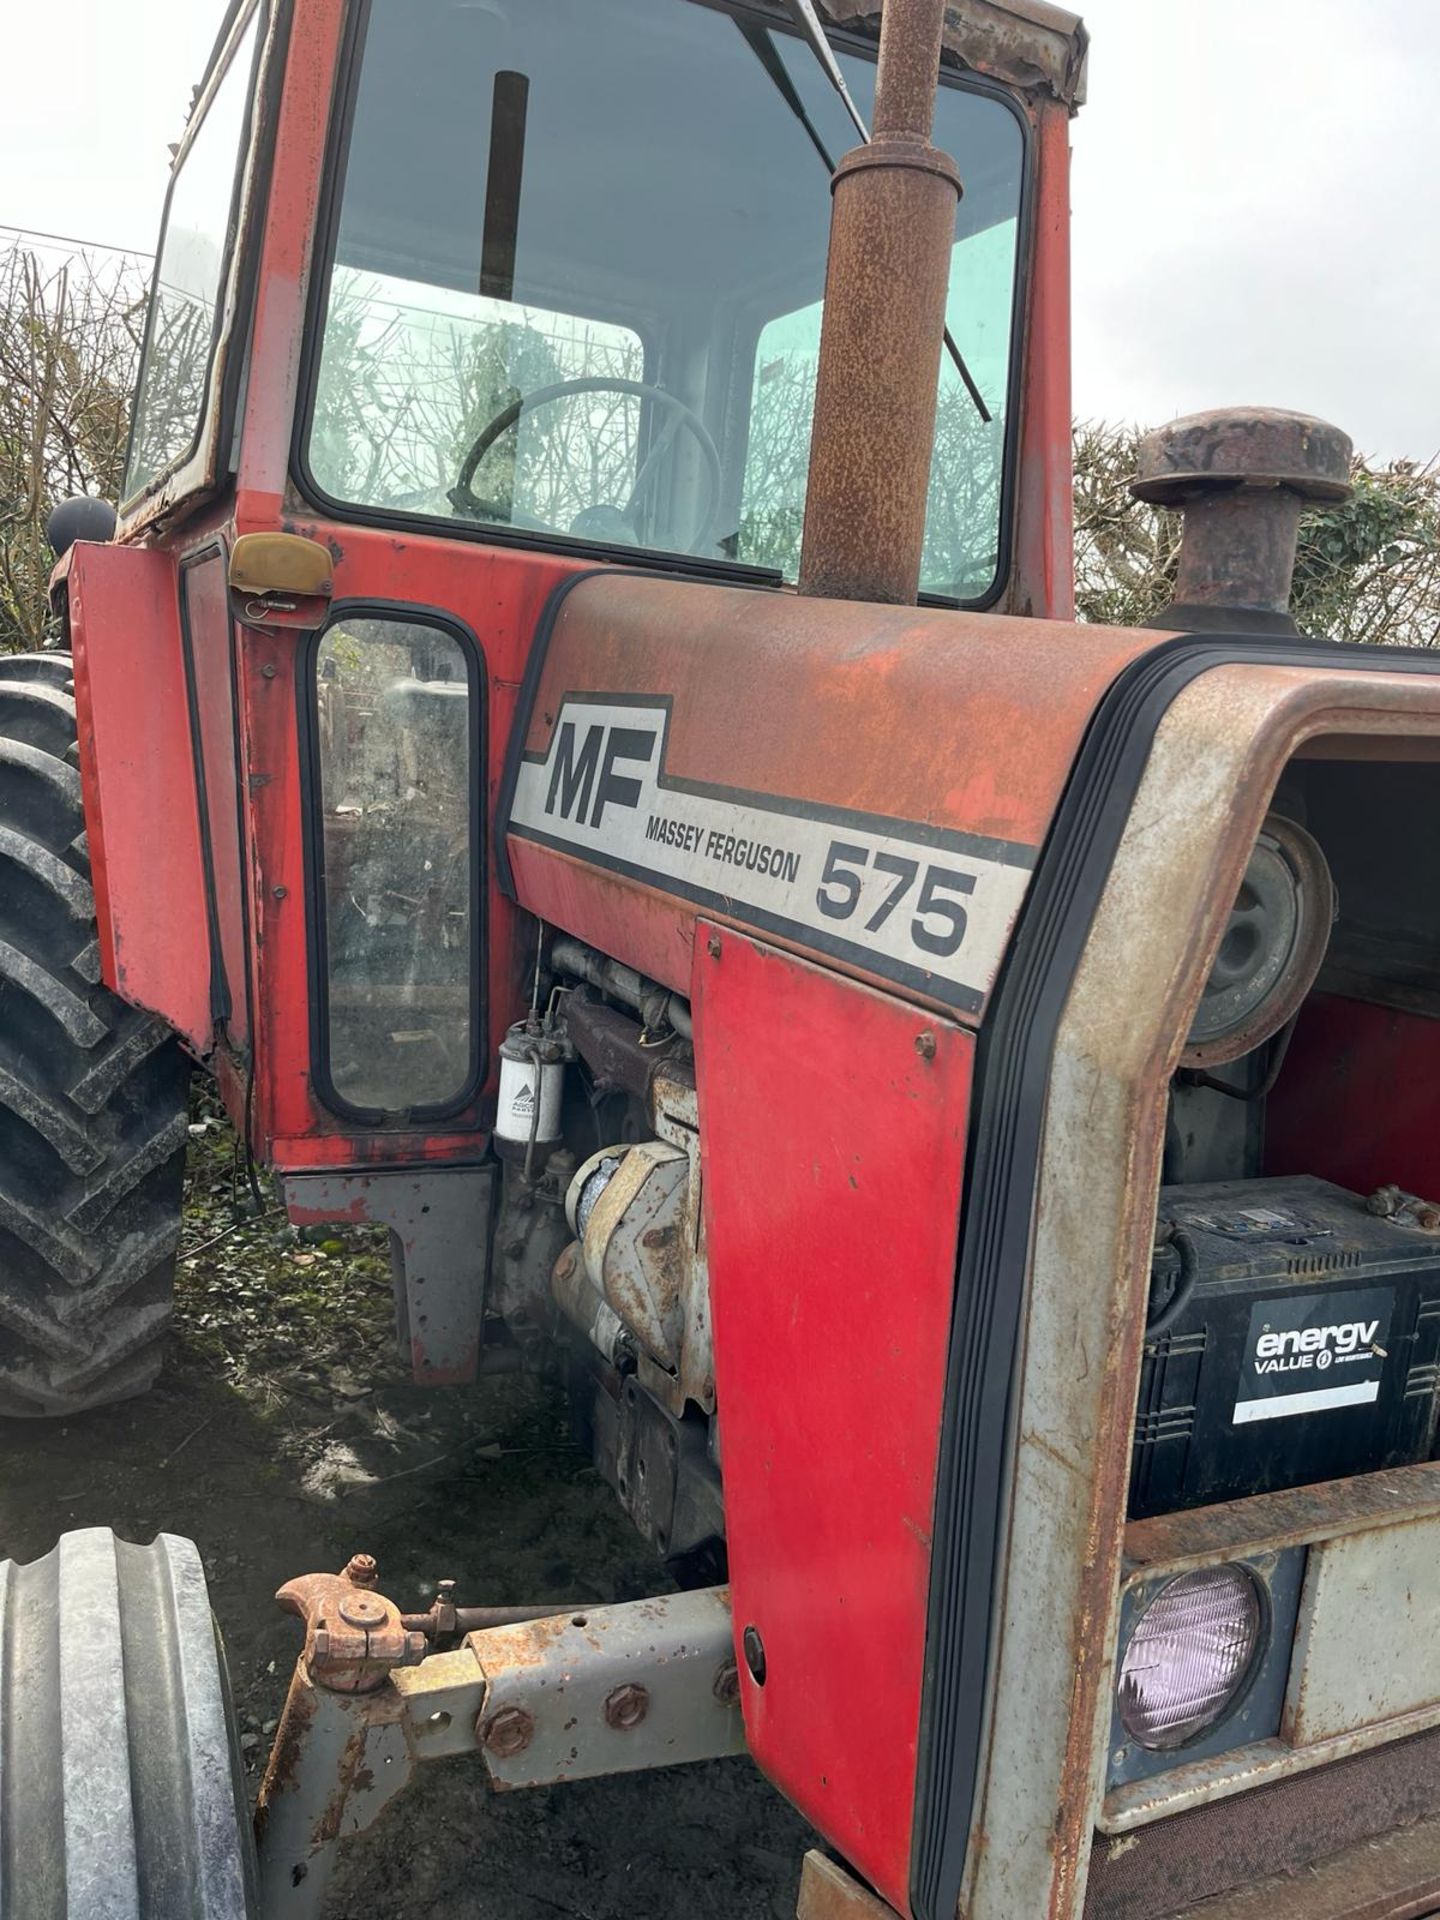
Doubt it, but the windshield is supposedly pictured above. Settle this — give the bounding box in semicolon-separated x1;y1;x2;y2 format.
303;0;1025;602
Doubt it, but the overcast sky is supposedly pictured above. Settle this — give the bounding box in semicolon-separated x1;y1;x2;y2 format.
4;0;1437;463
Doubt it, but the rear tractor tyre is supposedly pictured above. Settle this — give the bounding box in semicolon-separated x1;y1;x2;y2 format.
0;1527;257;1917
0;651;191;1416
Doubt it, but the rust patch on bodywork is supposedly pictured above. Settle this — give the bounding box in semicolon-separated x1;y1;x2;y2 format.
1124;1462;1440;1574
820;0;1087;106
1086;1723;1440;1919
255;1661;318;1809
313;1724;370;1844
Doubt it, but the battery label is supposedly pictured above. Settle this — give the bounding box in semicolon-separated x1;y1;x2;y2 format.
1233;1286;1394;1425
1179;1204;1331;1241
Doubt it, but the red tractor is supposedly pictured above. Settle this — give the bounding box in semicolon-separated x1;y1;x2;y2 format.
4;0;1440;1915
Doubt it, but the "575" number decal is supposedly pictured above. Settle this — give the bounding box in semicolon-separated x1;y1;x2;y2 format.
815;840;975;959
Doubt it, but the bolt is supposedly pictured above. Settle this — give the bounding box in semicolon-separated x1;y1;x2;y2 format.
706;932;722;959
713;1659;740;1707
261;663;278;680
337;1591;387;1629
914;1030;937;1060
343;1554;379;1588
743;1625;767;1687
481;1705;535;1757
436;1579;457;1603
272;885;288;900
311;1627;330;1659
604;1683;650;1731
555;1248;577;1281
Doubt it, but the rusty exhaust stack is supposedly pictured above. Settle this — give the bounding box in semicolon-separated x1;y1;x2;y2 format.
796;0;961;605
1131;407;1353;634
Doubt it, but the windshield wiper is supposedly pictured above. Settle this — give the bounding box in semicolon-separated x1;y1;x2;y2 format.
764;0;993;425
737;20;839;173
785;0;870;144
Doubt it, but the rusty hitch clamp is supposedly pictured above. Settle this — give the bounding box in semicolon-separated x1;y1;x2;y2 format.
275;1555;428;1694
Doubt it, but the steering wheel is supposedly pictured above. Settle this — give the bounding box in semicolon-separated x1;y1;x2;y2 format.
449;376;723;553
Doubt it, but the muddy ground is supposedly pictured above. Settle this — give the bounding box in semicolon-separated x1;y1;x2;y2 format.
0;1102;812;1917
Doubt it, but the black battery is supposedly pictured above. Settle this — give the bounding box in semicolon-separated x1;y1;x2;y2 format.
1130;1175;1440;1519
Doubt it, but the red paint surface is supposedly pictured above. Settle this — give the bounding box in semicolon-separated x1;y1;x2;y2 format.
1267;993;1440;1198
522;578;1146;852
69;542;214;1051
693;927;973;1914
234;0;347;518
234;615;312;1153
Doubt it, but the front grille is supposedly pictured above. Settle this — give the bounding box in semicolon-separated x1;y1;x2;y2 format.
1084;1723;1440;1919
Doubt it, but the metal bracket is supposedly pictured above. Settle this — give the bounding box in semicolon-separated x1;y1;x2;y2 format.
255;1581;744;1917
255;1664;414;1917
282;1165;495;1384
463;1586;742;1789
381;1586;743;1787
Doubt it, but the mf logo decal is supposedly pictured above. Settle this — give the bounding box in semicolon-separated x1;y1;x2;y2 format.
508;696;1038;1013
544;717;658;829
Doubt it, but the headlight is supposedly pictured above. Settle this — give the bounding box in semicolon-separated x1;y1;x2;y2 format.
1117;1564;1264;1750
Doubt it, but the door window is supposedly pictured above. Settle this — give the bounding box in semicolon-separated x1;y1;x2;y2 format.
310;615;477;1117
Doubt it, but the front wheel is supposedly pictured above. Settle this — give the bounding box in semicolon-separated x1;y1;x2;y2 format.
0;1527;257;1917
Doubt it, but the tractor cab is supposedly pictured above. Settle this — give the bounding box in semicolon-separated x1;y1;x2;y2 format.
120;0;1069;600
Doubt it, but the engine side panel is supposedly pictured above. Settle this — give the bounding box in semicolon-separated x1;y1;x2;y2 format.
692;925;973;1914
